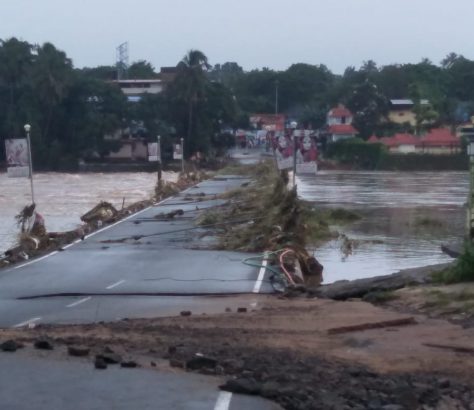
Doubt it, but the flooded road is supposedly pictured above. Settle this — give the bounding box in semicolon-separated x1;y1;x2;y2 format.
297;171;469;283
0;172;176;253
2;169;469;284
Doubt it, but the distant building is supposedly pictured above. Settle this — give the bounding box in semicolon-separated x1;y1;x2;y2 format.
159;66;179;84
420;128;462;154
387;99;429;126
325;105;358;142
249;114;286;131
369;133;418;153
110;79;164;102
457;119;474;141
109;66;178;102
106;139;149;160
369;128;461;154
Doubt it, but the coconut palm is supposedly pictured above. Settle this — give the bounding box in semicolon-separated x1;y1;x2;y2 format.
172;50;211;153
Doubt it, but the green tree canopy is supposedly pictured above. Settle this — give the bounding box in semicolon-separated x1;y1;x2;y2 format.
128;60;157;79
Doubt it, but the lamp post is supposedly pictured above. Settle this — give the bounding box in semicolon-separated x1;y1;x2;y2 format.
24;124;35;204
467;135;474;241
180;137;184;174
290;121;298;188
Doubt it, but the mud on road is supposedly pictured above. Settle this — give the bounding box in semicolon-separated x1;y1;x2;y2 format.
3;295;474;410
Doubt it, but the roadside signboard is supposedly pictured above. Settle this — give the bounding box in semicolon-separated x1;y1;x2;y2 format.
295;131;318;175
273;133;294;170
272;130;318;174
147;142;161;162
5;138;30;178
173;143;183;160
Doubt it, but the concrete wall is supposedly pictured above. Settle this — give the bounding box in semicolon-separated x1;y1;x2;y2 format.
121;84;163;95
107;141;148;160
396;144;417;153
330;134;355;142
418;146;462;155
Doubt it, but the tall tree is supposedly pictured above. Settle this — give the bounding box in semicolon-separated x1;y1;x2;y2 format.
29;43;74;144
0;38;33;140
168;49;211;154
345;80;388;138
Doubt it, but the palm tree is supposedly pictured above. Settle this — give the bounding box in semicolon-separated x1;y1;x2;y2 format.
173;50;210;152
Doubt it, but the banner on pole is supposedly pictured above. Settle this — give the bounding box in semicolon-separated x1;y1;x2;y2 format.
173;143;183;160
147;142;161;162
272;132;293;170
271;131;318;174
5;138;30;177
295;131;318;175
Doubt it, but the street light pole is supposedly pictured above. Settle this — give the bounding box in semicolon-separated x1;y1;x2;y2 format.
24;124;35;204
180;137;185;174
290;121;298;189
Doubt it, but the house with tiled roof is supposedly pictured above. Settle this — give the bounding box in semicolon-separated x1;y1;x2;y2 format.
369;128;460;154
387;99;430;126
325;104;358;142
419;128;461;154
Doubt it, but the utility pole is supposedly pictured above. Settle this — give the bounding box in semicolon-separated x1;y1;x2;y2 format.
290;121;298;188
24;124;35;204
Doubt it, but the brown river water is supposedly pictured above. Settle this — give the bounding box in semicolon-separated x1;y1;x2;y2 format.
0;172;177;253
1;170;468;283
297;171;469;283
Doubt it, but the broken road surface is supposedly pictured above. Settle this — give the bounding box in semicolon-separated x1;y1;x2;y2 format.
0;176;273;328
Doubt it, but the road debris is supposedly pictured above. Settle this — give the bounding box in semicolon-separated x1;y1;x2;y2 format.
94;356;107;370
34;340;53;350
423;343;474;354
327;317;417;335
67;346;90;357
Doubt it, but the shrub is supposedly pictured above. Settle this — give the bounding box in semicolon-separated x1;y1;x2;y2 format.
434;244;474;283
325;139;385;169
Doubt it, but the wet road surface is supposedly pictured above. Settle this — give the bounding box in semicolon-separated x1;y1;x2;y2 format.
0;353;281;410
0;176;273;328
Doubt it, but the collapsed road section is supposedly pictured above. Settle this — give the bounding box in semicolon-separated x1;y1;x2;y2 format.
0;174;280;327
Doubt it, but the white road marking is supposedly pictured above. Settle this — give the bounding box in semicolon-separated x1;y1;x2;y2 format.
13;251;58;270
106;279;125;289
62;239;81;250
13;317;41;328
66;297;91;308
213;391;232;410
252;251;269;293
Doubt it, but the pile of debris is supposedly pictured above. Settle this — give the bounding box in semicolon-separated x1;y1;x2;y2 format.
155;170;209;201
195;161;326;286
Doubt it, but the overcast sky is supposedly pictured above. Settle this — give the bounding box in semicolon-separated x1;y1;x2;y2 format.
0;0;471;74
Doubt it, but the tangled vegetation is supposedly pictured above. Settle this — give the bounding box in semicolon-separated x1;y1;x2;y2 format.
198;161;342;252
433;244;474;284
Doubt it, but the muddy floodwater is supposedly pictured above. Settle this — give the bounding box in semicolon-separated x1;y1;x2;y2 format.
0;172;176;253
297;171;469;284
